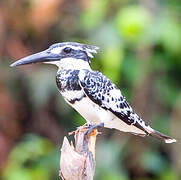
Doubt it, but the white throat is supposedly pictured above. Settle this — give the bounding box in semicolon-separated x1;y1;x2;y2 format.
44;57;91;70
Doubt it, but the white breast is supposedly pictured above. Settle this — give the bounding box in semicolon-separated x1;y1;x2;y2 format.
62;91;146;135
61;90;84;102
66;95;111;124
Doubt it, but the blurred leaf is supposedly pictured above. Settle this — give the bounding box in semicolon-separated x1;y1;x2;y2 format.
155;76;179;107
101;171;128;180
135;178;152;180
116;6;152;43
141;149;168;174
101;45;124;83
159;15;181;55
159;168;180;180
80;0;109;30
95;140;128;180
72;111;86;127
3;134;55;180
27;67;57;108
151;115;171;135
121;55;143;85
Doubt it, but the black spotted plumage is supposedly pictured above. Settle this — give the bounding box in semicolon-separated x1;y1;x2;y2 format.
56;70;81;92
68;94;86;104
56;70;86;104
79;70;149;134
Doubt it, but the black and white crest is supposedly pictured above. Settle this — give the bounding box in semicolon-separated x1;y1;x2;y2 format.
48;42;99;63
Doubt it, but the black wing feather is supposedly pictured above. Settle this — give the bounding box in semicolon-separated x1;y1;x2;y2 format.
79;70;149;134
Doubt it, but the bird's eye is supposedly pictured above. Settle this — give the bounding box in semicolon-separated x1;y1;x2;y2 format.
63;47;72;53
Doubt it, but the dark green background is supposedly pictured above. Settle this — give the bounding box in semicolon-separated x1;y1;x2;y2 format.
0;0;180;179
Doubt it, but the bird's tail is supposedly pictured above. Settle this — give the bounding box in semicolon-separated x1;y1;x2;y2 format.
150;129;176;143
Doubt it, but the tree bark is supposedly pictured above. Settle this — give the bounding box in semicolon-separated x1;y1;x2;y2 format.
60;127;98;180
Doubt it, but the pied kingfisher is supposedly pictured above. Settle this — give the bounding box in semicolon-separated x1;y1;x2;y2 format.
10;42;176;143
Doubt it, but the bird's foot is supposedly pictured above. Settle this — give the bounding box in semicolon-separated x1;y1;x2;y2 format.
68;123;88;136
85;123;104;136
83;123;104;152
68;123;103;153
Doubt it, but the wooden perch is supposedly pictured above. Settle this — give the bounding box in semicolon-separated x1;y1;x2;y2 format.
60;127;98;180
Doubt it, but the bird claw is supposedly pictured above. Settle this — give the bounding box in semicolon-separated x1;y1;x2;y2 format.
68;123;104;137
68;123;88;135
85;123;104;136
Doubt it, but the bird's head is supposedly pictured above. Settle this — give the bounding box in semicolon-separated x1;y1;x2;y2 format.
10;42;99;70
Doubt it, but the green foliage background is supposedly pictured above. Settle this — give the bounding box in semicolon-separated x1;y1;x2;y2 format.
0;0;181;179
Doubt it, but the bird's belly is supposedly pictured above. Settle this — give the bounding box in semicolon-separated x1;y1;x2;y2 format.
70;98;145;134
67;96;111;125
64;95;146;135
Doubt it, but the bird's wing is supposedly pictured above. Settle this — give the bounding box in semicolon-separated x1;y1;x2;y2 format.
78;70;151;135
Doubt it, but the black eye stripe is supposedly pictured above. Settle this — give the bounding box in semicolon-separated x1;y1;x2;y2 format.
63;47;72;53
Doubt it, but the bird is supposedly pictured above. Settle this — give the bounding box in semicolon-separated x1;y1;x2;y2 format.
10;42;176;143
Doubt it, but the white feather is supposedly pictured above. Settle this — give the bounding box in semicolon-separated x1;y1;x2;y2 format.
64;93;146;135
50;44;97;58
165;138;177;143
61;90;84;102
44;58;91;70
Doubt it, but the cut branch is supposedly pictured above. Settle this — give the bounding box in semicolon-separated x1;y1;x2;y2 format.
60;127;98;180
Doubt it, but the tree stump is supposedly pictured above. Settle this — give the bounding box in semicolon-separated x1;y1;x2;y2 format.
60;127;98;180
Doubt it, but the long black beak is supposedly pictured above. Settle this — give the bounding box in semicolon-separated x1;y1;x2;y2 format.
10;50;61;67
